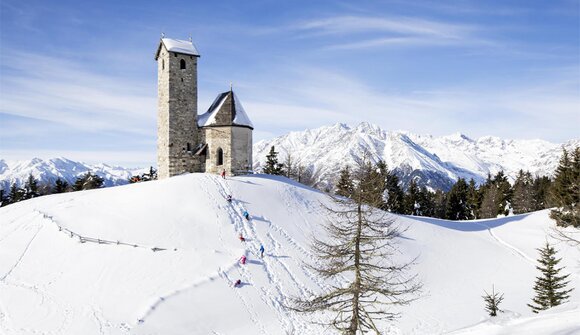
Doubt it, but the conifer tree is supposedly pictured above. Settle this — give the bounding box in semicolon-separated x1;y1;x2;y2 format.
8;183;24;204
528;242;573;313
404;179;421;215
446;178;470;220
335;166;354;197
432;189;447;219
73;172;104;191
53;178;69;193
291;158;421;333
417;186;435;217
480;186;500;219
550;147;580;228
23;174;39;199
0;189;7;207
482;285;504;317
493;171;512;216
262;146;284;175
532;176;553;211
467;179;481;219
385;172;405;214
512;170;534;214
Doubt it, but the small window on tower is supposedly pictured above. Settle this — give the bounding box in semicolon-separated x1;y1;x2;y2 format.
187;143;191;152
217;148;224;166
180;59;186;69
162;59;165;70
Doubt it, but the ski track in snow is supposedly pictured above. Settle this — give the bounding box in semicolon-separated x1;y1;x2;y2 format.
474;222;536;265
0;217;44;282
208;175;304;333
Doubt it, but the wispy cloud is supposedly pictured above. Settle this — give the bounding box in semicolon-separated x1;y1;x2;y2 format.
244;65;580;142
291;15;493;49
0;51;155;134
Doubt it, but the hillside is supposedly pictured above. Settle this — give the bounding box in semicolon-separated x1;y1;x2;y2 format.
0;173;579;334
253;122;579;190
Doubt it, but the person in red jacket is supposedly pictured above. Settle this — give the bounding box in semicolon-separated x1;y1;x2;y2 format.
220;169;226;179
240;255;247;265
238;233;245;242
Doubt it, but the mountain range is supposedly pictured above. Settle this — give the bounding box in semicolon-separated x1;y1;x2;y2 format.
1;122;578;192
0;157;145;191
253;122;579;191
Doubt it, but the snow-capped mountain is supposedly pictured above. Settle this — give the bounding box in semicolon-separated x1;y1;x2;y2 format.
253;122;579;191
0;157;145;190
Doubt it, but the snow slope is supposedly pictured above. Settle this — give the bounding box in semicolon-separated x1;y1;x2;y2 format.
0;157;145;190
0;173;578;334
253;122;579;190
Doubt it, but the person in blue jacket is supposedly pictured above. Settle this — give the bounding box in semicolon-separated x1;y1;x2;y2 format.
243;210;250;220
259;244;265;258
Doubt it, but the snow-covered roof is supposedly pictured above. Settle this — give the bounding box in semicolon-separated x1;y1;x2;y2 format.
155;38;200;60
198;91;254;129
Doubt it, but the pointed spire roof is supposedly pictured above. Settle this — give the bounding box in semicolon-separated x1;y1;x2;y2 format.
155;38;200;60
198;91;254;129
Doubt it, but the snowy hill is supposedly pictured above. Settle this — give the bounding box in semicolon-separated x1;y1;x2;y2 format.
253;123;579;190
0;173;578;334
0;157;145;190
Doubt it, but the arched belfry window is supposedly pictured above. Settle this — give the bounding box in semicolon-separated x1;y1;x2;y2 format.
216;148;224;166
180;59;186;70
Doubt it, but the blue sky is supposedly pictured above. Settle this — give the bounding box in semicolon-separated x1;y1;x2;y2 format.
1;0;579;167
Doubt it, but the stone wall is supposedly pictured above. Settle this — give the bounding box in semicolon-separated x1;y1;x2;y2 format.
204;127;233;175
231;127;253;174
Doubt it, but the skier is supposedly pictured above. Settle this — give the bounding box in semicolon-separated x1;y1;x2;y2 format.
233;279;242;287
240;255;247;265
239;233;245;242
259;244;265;258
226;194;232;202
243;210;250;221
220;169;226;179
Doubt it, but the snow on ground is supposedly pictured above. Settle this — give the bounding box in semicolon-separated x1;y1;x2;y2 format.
0;173;578;334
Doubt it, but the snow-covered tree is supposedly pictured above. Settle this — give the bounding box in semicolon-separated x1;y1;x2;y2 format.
482;285;504;317
23;173;39;199
528;242;573;313
291;158;421;333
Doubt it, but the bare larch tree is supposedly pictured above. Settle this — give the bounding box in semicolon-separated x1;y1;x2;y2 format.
291;158;421;334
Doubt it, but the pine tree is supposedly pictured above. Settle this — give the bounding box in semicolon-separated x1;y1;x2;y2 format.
262;146;284;175
467;179;481;219
335;166;354;197
432;189;447;219
512;170;534;214
0;189;7;207
493;171;512;216
446;178;470;220
291;158;421;333
482;285;504;317
532;176;553;211
550;147;580;228
73;172;104;191
404;179;421;215
417;186;435;217
8;183;24;204
528;242;573;313
53;178;69;193
480;185;500;219
385;171;405;214
23;174;39;199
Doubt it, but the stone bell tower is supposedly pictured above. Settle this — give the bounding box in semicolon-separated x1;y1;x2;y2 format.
155;38;201;179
